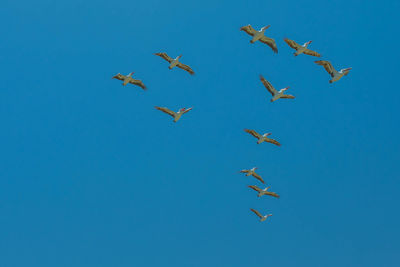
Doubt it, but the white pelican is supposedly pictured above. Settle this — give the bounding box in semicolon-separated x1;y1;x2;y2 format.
250;209;272;222
284;38;321;57
239;167;264;183
112;72;147;90
260;75;295;102
240;25;278;53
248;185;280;198
315;60;352;83
155;106;192;123
154;53;195;75
244;129;281;146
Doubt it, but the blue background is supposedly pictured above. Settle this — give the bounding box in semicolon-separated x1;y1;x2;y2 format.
0;0;399;266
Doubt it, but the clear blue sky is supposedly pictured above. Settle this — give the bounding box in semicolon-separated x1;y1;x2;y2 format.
0;0;399;266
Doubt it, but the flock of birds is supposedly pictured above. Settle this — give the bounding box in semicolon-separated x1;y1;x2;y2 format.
112;24;352;223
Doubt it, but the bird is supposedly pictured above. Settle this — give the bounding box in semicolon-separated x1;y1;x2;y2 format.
248;185;280;198
284;38;321;57
239;167;264;183
112;72;147;89
154;53;195;75
240;25;278;53
244;129;281;146
250;209;273;222
155;106;193;122
315;60;352;83
260;75;295;102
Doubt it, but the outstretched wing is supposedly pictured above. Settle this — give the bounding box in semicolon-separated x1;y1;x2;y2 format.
244;129;262;139
239;169;250;174
284;38;301;50
155;106;175;118
177;63;195;75
303;48;321;57
265;138;281;146
252;173;265;183
182;107;193;114
250;208;263;219
155;52;173;63
260;75;278;96
259;36;278;53
265;191;280;198
280;94;295;99
129;79;147;90
248;185;262;193
240;25;257;36
315;60;335;77
112;73;125;81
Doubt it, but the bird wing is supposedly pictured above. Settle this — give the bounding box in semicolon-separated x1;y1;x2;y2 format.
280;94;295;99
155;52;173;63
259;36;278;53
284;38;301;50
315;60;335;77
112;73;125;81
129;79;147;90
303;48;321;57
265;138;281;146
155;106;175;118
265;191;280;198
182;107;193;114
260;75;278;96
248;185;262;192
250;208;263;219
244;129;262;139
240;25;257;36
177;63;195;75
239;170;250;174
252;173;265;183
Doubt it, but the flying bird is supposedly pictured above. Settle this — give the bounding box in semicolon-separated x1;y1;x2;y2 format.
155;106;192;123
154;53;195;75
239;167;264;183
284;38;321;57
260;75;295;102
248;185;280;198
315;60;352;83
112;72;147;89
244;129;281;146
250;209;273;222
240;25;278;53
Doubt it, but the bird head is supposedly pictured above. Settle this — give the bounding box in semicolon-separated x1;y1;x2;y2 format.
306;40;313;45
128;72;134;77
265;186;270;191
178;55;182;59
179;108;186;112
263;133;272;137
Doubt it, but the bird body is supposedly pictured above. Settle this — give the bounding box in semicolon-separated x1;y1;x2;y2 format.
315;60;352;83
112;72;147;89
240;25;278;53
248;185;280;198
284;39;321;57
259;75;295;102
155;106;192;122
239;167;264;183
250;208;272;222
244;129;281;146
155;53;195;75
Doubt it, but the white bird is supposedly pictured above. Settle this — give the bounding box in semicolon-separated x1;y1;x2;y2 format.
250;209;273;222
260;75;295;102
239;167;264;183
154;53;195;75
155;106;193;122
248;185;280;198
244;129;281;146
240;25;278;53
315;60;352;83
112;72;147;89
284;38;321;57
